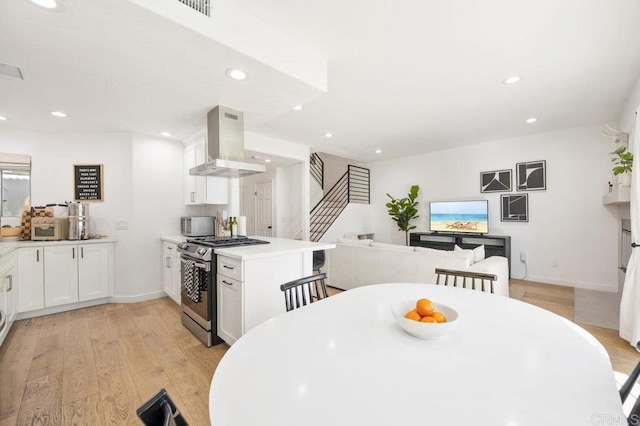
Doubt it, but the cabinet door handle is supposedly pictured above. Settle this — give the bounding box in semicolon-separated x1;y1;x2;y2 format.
223;265;234;270
166;256;172;268
222;280;233;286
37;249;39;262
72;247;75;259
81;247;84;259
7;275;12;291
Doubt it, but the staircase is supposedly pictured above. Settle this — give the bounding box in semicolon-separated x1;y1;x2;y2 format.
310;153;323;189
310;165;370;242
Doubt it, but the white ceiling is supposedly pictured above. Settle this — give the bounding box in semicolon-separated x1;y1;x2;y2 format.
2;0;640;162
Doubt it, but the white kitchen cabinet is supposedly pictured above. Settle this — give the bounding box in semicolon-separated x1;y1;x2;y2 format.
162;242;181;305
78;243;111;301
44;245;79;307
17;246;44;313
17;242;113;314
217;256;243;345
0;250;17;346
184;142;229;205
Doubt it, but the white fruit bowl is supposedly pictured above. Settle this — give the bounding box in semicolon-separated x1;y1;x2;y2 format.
391;300;459;339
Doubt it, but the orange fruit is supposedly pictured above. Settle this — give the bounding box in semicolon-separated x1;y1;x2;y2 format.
404;309;422;321
416;298;434;317
420;316;437;323
432;312;447;323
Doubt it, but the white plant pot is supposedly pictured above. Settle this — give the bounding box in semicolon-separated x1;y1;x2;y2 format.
618;173;632;187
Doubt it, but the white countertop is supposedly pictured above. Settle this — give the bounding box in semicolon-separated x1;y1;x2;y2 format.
210;283;623;426
0;237;117;258
214;236;335;260
160;235;187;244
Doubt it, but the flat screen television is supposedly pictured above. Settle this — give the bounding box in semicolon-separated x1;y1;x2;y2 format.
429;200;488;234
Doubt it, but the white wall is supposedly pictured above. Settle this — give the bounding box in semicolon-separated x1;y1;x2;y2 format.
277;162;303;238
319;203;373;243
0;127;186;299
369;124;619;292
317;152;367;193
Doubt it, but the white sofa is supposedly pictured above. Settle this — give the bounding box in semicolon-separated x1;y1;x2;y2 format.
326;239;509;297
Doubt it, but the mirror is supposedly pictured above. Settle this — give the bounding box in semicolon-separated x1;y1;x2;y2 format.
1;170;30;218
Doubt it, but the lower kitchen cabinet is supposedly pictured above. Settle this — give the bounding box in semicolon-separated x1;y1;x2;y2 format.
17;242;113;314
0;251;17;346
17;246;44;313
217;272;243;345
44;245;79;307
162;242;181;305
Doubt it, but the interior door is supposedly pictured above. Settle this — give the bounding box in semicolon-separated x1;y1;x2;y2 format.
255;181;273;237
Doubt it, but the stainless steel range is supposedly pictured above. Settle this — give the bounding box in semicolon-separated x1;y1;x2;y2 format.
177;236;270;346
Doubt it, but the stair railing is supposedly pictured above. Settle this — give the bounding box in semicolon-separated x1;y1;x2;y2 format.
310;153;324;189
310;165;370;242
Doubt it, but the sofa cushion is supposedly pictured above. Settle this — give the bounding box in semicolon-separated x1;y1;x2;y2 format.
454;244;485;263
337;238;373;246
370;242;415;252
415;246;473;267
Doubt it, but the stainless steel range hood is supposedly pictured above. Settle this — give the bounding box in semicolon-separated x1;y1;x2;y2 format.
189;106;266;178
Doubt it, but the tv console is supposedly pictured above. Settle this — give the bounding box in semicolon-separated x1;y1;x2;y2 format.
410;232;511;277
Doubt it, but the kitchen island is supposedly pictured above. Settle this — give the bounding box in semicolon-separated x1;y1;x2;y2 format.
213;236;334;345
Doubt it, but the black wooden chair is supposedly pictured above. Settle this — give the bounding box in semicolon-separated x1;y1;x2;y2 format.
280;273;329;312
619;342;640;425
312;250;326;274
434;268;498;294
137;389;188;426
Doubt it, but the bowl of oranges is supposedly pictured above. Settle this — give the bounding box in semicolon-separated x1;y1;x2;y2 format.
391;298;459;339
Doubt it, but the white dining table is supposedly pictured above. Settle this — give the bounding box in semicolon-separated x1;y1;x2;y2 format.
209;283;625;426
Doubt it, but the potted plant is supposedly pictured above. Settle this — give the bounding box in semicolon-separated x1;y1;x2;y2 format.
385;185;420;246
611;146;633;187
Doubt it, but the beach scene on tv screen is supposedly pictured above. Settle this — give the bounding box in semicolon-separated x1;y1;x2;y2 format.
430;201;488;233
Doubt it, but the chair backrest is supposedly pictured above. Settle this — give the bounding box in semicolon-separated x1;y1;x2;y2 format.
620;342;640;425
434;268;497;294
280;273;329;312
137;388;188;426
312;250;326;271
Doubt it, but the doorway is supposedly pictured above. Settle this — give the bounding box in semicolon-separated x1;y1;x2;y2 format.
255;180;273;237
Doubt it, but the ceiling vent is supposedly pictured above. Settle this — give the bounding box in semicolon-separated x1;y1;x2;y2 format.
177;0;211;17
0;63;24;80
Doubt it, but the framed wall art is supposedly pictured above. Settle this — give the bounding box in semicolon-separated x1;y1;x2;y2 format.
480;169;512;193
501;194;528;222
516;160;546;191
74;164;104;201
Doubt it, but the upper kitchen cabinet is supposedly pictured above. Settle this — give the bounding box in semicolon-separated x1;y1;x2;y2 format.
184;142;229;205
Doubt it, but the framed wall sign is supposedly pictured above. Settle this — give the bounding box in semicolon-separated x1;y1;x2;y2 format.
480;169;512;193
74;164;104;201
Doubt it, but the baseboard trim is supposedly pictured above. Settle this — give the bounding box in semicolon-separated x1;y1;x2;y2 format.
524;275;618;293
110;291;167;303
16;298;111;320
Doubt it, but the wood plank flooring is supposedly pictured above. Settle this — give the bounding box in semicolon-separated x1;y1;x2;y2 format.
0;281;638;425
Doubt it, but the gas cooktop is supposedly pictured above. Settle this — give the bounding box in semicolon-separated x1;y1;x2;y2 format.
186;236;270;248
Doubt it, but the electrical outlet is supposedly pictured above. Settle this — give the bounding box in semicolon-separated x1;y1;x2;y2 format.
520;251;527;262
115;221;128;230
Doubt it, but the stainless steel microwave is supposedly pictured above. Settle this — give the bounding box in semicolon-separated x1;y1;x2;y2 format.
181;216;215;237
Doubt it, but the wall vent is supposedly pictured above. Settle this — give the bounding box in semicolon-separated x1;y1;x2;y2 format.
0;63;24;80
177;0;211;16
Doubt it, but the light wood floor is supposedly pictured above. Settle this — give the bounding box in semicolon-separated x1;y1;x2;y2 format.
1;281;638;425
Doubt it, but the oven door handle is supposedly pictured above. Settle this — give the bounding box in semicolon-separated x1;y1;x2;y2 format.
180;257;210;271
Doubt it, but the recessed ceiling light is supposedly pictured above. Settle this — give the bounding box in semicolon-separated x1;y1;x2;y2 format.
225;68;247;81
30;0;57;8
504;76;521;85
50;111;67;118
0;116;7;121
160;131;172;137
293;105;303;111
264;159;272;163
375;149;382;154
525;117;537;124
324;132;333;138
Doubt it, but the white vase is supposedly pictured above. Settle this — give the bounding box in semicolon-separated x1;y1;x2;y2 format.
618;173;632;187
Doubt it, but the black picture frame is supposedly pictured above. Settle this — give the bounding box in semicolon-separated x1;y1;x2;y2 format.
516;160;546;191
480;169;512;193
73;164;104;202
501;194;528;222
